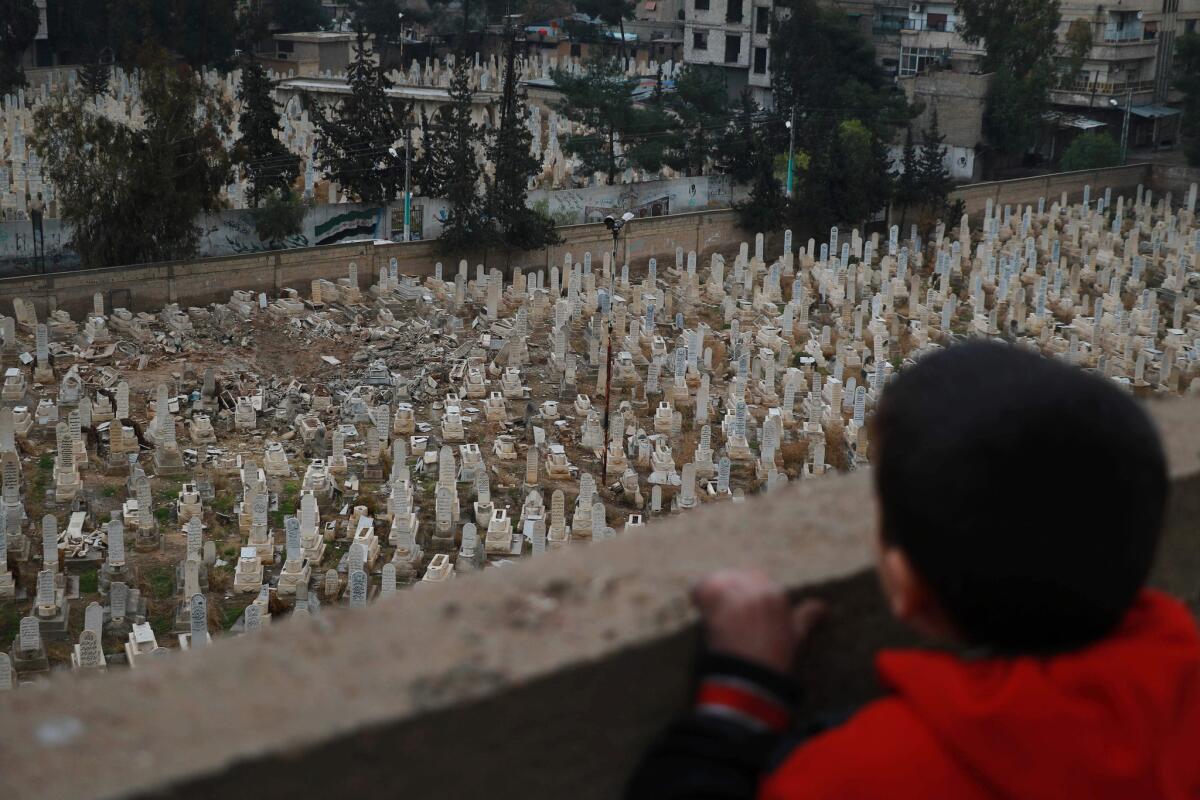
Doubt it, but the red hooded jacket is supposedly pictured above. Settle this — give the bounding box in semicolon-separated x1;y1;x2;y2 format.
760;590;1200;800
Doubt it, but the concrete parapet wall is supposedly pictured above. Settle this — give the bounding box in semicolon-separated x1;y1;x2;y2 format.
0;397;1195;800
0;211;744;320
950;163;1155;220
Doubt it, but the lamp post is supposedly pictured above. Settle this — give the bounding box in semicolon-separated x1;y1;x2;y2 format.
600;211;635;481
785;105;796;198
1109;89;1133;164
389;142;412;241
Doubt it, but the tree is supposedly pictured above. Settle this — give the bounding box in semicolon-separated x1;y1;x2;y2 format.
46;0;111;64
1176;33;1200;167
916;112;952;215
1060;18;1092;85
105;0;174;69
172;0;240;70
251;188;308;248
348;0;407;61
272;0;332;33
575;0;635;66
893;127;921;229
32;60;232;267
485;29;559;260
434;58;485;252
957;0;1061;162
734;131;786;232
78;59;112;99
771;0;911;144
233;53;301;205
661;65;728;176
718;90;761;184
1059;131;1121;171
552;58;665;184
413;106;443;196
0;0;39;95
310;25;408;204
789;117;892;234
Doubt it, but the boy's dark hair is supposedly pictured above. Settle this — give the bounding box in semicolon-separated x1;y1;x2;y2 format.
872;341;1167;654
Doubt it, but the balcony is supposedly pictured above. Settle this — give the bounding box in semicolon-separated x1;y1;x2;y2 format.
1050;77;1155;108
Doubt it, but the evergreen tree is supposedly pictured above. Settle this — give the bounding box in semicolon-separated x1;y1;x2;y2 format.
789;117;892;234
435;57;485;253
485;30;559;260
552;57;665;184
272;0;332;33
233;53;301;206
894;126;921;228
0;0;40;95
310;25;408;204
1175;33;1200;166
78;59;112;99
575;0;635;66
250;187;307;248
734;132;786;232
719;90;760;184
413;107;444;196
172;0;241;70
916;111;952;216
661;65;728;176
32;58;232;267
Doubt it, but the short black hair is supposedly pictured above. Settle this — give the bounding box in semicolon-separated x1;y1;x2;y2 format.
872;341;1167;654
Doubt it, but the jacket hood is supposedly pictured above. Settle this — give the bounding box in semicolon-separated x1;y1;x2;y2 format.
877;590;1200;800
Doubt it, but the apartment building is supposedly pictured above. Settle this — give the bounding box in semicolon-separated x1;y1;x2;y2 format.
682;0;777;106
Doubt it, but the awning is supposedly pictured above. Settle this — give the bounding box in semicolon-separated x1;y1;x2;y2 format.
1130;105;1182;119
1044;111;1106;130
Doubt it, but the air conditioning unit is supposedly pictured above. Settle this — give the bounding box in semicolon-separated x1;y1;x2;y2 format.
910;3;923;13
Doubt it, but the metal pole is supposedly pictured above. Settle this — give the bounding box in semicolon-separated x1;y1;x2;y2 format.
1120;88;1132;164
403;131;412;241
785;104;796;198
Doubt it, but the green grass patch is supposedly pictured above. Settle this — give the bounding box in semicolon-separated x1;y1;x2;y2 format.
211;495;234;513
150;611;174;637
144;565;175;599
78;569;99;594
38;455;53;471
154;507;171;523
0;602;21;644
222;605;244;630
102;486;118;497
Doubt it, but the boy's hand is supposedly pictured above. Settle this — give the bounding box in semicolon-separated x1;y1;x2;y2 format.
692;569;826;674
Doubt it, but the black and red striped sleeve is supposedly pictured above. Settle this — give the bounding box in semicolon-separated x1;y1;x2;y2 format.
624;654;800;800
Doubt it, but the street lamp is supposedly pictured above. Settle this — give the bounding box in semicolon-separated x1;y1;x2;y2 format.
389;141;412;241
600;211;635;480
1109;91;1132;164
785;106;796;198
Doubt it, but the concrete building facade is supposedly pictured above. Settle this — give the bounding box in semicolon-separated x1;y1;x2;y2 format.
682;0;778;107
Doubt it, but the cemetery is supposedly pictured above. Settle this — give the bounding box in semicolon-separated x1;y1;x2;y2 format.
0;177;1191;690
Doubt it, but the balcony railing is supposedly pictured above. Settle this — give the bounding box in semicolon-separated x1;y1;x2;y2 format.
874;17;958;34
1054;77;1155;95
1103;25;1146;42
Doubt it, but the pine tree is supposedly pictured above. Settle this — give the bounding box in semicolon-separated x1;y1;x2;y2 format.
233;54;300;206
485;31;559;260
0;0;40;94
310;25;408;204
435;57;485;253
413;107;444;196
718;89;759;184
735;131;786;232
894;126;920;229
916;111;952;221
662;65;728;177
78;60;111;99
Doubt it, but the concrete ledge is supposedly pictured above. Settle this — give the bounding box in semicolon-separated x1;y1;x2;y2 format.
0;397;1197;799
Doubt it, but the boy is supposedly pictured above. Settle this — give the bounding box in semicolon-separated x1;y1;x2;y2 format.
627;341;1200;799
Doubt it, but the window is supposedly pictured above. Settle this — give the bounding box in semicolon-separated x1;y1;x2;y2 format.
693;31;708;49
278;40;295;53
570;43;582;57
753;46;767;74
726;0;743;23
724;33;741;63
755;6;770;33
925;13;947;31
695;0;709;10
1186;18;1197;33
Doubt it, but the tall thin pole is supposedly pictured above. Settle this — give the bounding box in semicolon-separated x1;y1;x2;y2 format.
785;104;796;198
1119;88;1132;164
403;130;412;241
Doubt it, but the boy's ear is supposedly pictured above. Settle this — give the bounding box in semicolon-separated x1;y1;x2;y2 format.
880;545;922;622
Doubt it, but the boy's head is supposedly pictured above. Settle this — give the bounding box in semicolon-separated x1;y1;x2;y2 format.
871;341;1167;654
